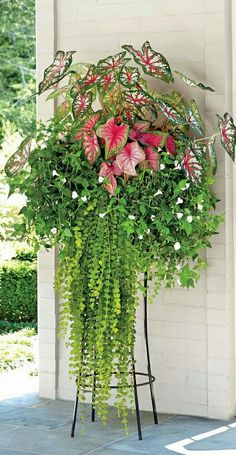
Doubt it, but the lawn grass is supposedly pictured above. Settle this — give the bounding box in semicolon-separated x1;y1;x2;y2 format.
0;324;37;372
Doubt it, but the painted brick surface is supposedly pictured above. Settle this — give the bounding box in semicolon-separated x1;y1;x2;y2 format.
36;0;235;418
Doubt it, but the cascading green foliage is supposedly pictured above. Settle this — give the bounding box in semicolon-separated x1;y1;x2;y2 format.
5;42;236;426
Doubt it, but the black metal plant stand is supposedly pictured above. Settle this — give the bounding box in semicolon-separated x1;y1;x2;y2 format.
71;272;158;440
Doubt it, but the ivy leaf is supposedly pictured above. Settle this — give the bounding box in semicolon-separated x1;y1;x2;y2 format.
116;141;145;176
118;66;140;88
179;264;197;288
175;70;215;92
158;100;187;125
96;118;129;159
217;112;236;161
122;41;173;83
83;131;100;164
72;91;93;117
124;89;154;107
186;100;204;136
97;51;130;72
38;50;75;94
5;136;32;176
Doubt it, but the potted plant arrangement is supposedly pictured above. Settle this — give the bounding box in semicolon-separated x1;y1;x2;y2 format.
5;41;236;428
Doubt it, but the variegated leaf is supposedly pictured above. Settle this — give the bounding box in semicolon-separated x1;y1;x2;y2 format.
99;162;117;195
98;72;116;92
217;112;236;161
186;99;204;136
181;147;202;182
205;138;217;176
74;113;101;140
80;65;101;91
96;117;129;159
72;91;93;117
38;51;75;94
83;131;100;164
158;100;186;125
116;141;145;176
122;41;173;83
141;146;159;171
5;137;32;176
118;66;140;88
124;89;154;107
98;51;130;72
175;70;215;92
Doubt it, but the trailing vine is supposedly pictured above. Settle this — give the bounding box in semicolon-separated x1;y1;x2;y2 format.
5;42;236;427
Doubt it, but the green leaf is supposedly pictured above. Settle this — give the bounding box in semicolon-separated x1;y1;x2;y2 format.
38;50;76;94
186;100;204;136
217;112;236;161
175;70;215;92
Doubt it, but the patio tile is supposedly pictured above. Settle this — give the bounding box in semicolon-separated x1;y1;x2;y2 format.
0;451;39;455
0;424;16;435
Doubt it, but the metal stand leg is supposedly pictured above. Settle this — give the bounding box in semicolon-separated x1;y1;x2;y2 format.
91;373;96;422
132;358;142;441
144;272;158;425
71;390;79;437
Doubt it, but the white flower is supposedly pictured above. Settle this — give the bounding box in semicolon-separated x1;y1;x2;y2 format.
154;189;163;196
174;160;179;166
187;215;193;223
99;213;106;218
185;183;190;190
98;176;104;183
150;215;156;221
197;203;203;211
146;229;150;234
177;212;183;219
81;196;88;202
174;242;181;251
175;164;181;170
62;178;66;184
176;197;183;205
51;227;57;235
72;191;78;199
52;170;58;177
128;215;136;220
160;164;165;170
176;263;181;271
138;235;143;240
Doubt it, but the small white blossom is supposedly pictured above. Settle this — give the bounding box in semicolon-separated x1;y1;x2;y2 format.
197;203;203;211
187;215;193;223
176;197;183;205
177;212;183;219
146;229;150;234
138;235;143;240
175;164;181;170
72;191;78;199
185;183;190;190
52;170;58;177
98;176;104;183
154;189;163;196
99;213;106;218
51;227;57;235
62;178;66;184
128;215;136;220
150;215;155;221
174;160;179;167
81;196;88;202
160;163;165;170
176;263;182;271
174;242;181;251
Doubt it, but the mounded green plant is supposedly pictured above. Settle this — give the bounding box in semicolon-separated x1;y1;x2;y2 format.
5;42;236;426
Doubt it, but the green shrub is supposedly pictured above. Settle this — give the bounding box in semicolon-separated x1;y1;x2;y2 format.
0;321;37;335
13;247;37;263
0;261;37;322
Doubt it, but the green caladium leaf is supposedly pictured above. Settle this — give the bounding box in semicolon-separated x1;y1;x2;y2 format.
124;89;154;107
157;91;186;115
217;112;236;161
122;41;173;83
72;91;93;117
186;99;204;136
205;138;217;176
98;72;116;93
97;51;130;72
80;64;102;91
175;70;215;92
38;50;76;94
118;66;140;88
158;100;187;125
5;136;33;176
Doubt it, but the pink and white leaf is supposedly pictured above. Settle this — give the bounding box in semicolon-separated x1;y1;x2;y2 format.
158;100;187;125
98;52;130;72
142;146;159;171
118;66;140;88
217;112;236;161
96;118;129;159
165;135;176;155
116;141;146;176
83;131;100;164
181;147;202;182
5;136;32;176
139;132;163;148
39;50;75;94
75;113;101;140
129;121;150;140
72;91;93;117
99;162;117;195
124;89;154;107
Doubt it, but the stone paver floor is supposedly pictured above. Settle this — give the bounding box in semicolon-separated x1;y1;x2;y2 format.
0;393;236;454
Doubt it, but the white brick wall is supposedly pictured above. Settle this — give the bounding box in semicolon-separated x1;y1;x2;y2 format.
37;0;236;419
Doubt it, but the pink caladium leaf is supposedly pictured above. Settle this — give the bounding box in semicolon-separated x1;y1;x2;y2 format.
111;160;122;176
99;162;117;195
129;121;150;140
74;113;101;140
96;118;129;159
38;50;75;94
5;137;32;176
139;132;163;148
83;131;100;164
116;141;146;176
98;51;130;73
118;66;140;88
80;65;101;91
142;146;159;171
166;135;176;155
186;100;204;136
181;147;202;182
122;41;173;83
158;100;187;125
72;91;93;117
124;89;154;107
217;112;236;161
175;70;215;92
